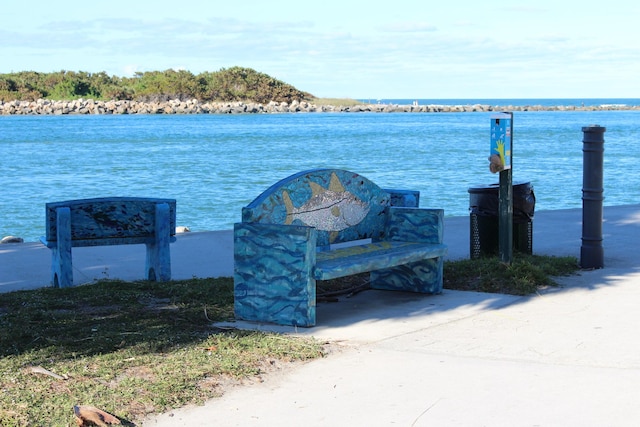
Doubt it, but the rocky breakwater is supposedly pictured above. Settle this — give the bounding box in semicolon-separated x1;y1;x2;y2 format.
1;98;639;115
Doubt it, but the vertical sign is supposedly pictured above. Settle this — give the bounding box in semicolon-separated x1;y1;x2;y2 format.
489;113;512;173
490;112;513;264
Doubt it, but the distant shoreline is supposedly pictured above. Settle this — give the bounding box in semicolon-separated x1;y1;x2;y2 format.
2;98;640;115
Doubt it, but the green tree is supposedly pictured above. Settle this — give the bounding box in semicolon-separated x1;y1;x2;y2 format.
200;66;311;103
0;67;314;103
131;69;198;101
47;71;97;100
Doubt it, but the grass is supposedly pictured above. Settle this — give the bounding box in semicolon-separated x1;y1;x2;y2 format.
0;278;325;426
0;254;578;425
444;253;579;295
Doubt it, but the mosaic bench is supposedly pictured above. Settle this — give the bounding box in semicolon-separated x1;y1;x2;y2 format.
40;197;177;288
234;169;447;327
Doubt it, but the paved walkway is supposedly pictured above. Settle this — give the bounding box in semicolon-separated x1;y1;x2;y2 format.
2;205;640;426
4;205;632;292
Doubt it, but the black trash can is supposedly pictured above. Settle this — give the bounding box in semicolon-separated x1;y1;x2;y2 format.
468;182;535;258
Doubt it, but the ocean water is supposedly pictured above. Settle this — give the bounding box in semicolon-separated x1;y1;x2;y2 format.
1;105;639;242
362;98;640;107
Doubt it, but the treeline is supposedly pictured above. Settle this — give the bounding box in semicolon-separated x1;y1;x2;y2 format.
0;67;313;104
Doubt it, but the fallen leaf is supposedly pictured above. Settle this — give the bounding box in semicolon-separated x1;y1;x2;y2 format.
73;405;121;426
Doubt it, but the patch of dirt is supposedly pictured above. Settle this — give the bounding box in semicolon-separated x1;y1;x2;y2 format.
317;273;371;302
112;365;156;385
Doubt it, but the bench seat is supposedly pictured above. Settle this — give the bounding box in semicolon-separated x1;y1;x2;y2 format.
315;241;448;280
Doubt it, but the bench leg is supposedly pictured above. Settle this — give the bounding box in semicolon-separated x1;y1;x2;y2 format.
234;223;317;327
52;207;73;288
370;257;443;294
145;203;172;281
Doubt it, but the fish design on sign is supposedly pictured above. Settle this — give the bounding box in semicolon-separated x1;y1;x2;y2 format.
282;173;370;231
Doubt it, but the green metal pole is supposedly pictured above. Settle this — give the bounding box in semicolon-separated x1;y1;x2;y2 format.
498;113;513;264
490;111;513;264
499;167;513;264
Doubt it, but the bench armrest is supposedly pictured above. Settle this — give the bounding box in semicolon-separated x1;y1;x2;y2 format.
385;208;444;244
234;222;318;327
234;222;318;286
234;222;317;254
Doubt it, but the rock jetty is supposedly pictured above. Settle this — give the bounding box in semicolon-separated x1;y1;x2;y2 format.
1;98;638;115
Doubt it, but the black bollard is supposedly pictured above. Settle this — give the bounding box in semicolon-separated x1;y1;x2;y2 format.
581;125;606;269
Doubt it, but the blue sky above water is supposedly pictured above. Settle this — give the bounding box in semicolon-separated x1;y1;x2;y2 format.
2;0;639;99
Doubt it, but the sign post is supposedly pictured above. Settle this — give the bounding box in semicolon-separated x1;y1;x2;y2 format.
490;112;513;264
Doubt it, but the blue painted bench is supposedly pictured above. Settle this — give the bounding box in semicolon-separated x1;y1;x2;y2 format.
234;169;447;327
40;197;177;288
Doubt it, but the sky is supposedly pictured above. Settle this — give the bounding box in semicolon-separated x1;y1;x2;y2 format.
2;0;639;99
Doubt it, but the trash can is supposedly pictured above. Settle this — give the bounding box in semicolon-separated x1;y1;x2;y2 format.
468;181;535;258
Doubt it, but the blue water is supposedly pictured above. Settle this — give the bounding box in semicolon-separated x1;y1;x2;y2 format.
1;106;639;242
361;98;640;107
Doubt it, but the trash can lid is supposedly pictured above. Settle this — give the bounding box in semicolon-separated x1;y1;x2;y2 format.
468;181;532;193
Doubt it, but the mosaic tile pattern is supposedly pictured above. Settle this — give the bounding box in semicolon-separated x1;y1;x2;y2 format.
234;169;446;327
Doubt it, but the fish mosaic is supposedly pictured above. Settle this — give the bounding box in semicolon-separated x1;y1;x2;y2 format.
282;172;370;232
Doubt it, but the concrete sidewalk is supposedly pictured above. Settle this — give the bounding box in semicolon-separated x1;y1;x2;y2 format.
146;205;640;426
2;205;636;292
0;207;620;292
2;205;640;426
0;228;235;293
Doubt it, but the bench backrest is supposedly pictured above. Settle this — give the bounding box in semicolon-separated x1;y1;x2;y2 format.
242;169;390;246
45;197;177;246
